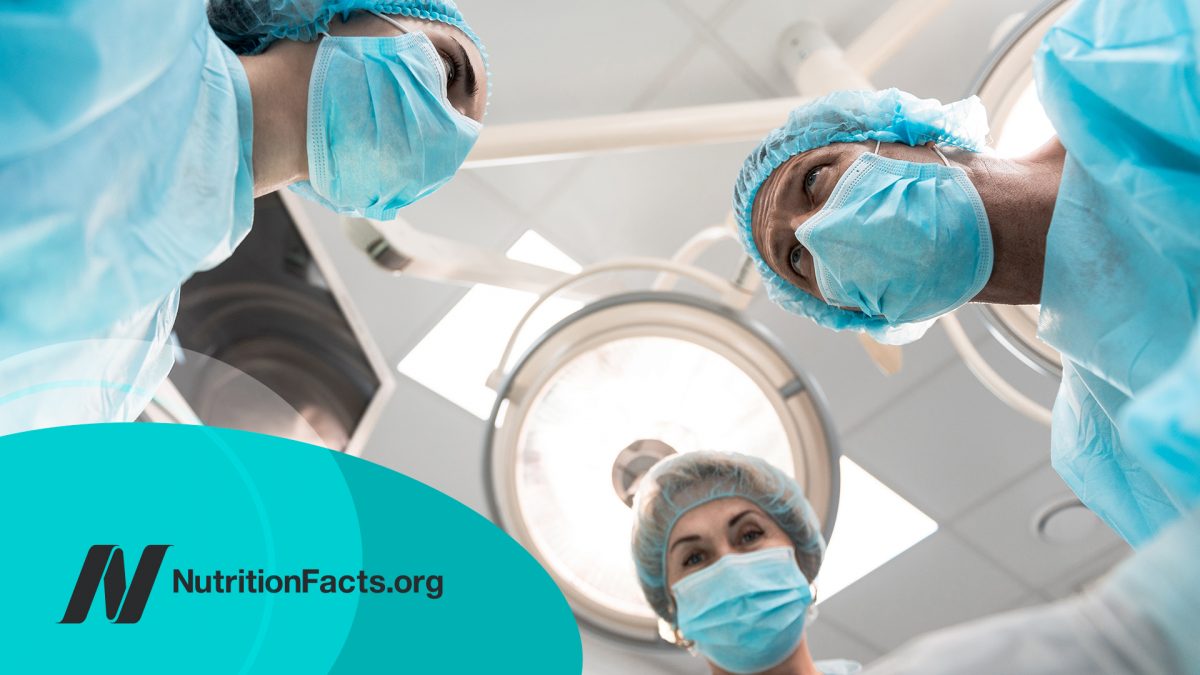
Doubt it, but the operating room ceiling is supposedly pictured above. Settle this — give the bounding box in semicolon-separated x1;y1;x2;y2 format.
287;0;1130;670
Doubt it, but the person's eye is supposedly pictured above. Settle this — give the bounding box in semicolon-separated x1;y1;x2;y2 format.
789;245;806;277
439;52;458;84
740;529;763;544
682;551;703;567
804;166;825;193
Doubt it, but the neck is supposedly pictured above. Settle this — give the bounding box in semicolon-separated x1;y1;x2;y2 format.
238;39;320;197
710;638;821;675
955;138;1065;305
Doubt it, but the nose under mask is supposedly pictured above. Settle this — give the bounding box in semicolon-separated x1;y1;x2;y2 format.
672;546;814;674
796;142;993;324
290;12;482;220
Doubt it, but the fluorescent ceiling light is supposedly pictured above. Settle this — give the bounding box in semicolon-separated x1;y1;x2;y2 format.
398;231;582;419
816;456;938;602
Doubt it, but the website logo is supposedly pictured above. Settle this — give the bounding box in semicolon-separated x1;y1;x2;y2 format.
60;545;171;624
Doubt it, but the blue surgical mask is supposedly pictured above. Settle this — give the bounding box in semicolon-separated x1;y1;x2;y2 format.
672;546;813;674
797;144;993;323
291;15;482;220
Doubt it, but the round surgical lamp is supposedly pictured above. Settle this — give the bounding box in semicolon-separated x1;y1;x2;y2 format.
970;0;1075;377
485;291;840;645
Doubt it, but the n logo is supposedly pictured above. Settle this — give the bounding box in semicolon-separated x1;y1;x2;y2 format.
60;545;171;624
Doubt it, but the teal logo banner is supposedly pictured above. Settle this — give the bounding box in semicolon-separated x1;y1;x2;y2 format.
1;424;582;673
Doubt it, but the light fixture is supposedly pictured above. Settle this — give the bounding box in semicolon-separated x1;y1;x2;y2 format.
486;292;840;643
398;231;582;419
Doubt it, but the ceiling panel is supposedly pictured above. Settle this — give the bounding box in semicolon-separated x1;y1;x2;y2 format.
1040;545;1131;600
534;141;757;263
456;0;695;124
745;294;994;437
951;461;1128;589
359;374;490;514
839;349;1052;522
713;0;884;97
872;0;1041;100
818;530;1030;652
661;0;735;24
806;618;883;666
471;160;587;217
641;41;765;109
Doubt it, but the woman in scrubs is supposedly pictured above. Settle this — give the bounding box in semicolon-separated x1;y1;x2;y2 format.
631;450;860;675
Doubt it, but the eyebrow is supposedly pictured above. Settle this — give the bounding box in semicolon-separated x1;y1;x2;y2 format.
668;509;759;555
668;534;700;554
455;39;478;95
728;509;756;527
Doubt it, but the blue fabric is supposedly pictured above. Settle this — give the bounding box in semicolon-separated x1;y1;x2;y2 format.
799;152;992;323
0;3;255;435
733;88;990;345
0;2;205;162
630;451;825;626
206;0;489;92
673;547;812;674
1119;322;1200;513
1034;0;1200;546
289;32;480;220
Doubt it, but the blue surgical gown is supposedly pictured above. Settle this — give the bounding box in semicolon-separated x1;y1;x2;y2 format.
862;331;1200;674
0;2;254;434
1034;0;1200;546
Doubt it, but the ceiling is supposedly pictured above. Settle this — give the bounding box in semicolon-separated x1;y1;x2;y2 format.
290;0;1130;670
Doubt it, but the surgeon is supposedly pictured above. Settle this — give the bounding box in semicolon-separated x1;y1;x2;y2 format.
0;1;487;434
631;450;861;675
733;0;1200;547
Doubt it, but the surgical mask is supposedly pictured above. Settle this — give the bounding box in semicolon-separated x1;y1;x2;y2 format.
672;547;813;674
797;142;993;323
291;12;482;220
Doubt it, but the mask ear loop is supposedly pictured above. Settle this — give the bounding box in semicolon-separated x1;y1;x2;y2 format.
370;10;410;34
804;584;819;628
873;139;881;154
930;143;951;166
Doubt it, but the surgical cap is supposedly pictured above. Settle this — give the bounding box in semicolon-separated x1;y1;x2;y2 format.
207;0;488;69
733;88;990;345
630;451;825;626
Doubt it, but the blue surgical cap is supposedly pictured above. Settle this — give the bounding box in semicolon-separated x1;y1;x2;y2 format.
630;451;825;625
733;88;990;345
207;1;488;73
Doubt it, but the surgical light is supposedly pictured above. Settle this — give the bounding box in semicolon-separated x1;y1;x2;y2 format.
486;292;840;643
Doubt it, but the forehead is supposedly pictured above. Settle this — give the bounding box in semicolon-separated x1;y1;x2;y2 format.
669;497;764;543
749;144;844;239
